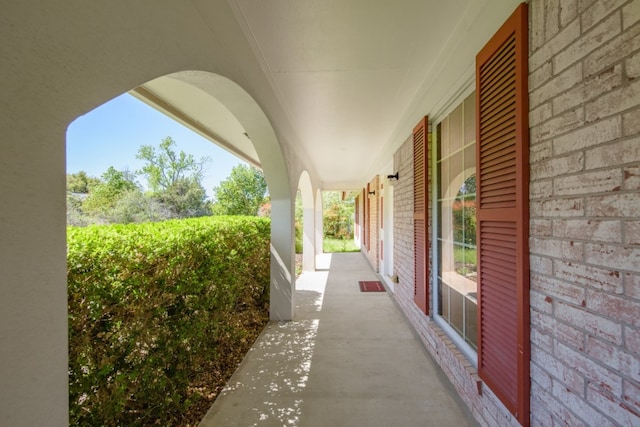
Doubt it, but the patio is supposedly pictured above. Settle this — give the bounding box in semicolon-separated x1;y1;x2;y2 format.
200;253;477;426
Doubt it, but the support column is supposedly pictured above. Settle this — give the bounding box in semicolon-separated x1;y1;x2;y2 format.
315;190;324;255
269;197;295;321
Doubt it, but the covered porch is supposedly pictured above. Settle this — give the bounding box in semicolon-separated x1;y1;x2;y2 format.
200;253;475;426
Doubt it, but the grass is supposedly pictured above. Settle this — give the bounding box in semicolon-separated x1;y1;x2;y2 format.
454;246;477;264
323;238;359;253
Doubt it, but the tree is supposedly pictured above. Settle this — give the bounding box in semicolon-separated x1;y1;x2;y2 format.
136;137;211;218
156;178;209;218
211;165;268;216
82;167;141;217
136;137;209;193
323;191;354;239
67;171;100;194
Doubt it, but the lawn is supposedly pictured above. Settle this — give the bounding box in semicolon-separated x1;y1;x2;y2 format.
323;238;359;253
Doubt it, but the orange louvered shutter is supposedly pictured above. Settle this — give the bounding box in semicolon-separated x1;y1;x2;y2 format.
476;3;529;425
413;116;429;315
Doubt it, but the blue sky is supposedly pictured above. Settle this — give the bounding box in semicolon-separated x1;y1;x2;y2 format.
66;93;246;197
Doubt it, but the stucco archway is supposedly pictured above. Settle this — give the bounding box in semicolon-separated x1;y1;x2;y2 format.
152;71;295;321
2;16;296;423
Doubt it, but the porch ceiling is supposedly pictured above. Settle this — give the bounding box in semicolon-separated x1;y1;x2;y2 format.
232;0;472;190
137;0;517;190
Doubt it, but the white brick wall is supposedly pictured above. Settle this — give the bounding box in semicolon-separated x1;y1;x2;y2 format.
529;0;640;426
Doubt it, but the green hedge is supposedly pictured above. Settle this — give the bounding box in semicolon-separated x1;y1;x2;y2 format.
68;216;270;426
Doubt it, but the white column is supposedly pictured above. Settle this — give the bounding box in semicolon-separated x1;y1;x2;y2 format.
269;197;296;320
315;190;324;255
0;128;69;426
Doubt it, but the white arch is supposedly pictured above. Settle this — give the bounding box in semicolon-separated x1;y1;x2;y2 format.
1;6;298;423
298;171;316;272
161;71;295;321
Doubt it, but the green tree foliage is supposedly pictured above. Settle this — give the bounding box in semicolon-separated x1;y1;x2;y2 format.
294;191;303;253
136;136;209;193
211;165;268;216
136;137;211;218
156;178;209;218
453;175;477;246
67;171;101;194
323;191;354;239
109;191;172;224
82;167;141;218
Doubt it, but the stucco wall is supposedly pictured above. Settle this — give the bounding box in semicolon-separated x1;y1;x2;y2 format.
0;2;305;424
528;0;640;425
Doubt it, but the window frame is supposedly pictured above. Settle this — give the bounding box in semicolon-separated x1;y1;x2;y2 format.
430;83;479;366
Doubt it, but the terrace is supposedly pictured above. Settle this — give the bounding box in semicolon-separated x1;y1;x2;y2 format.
200;253;476;426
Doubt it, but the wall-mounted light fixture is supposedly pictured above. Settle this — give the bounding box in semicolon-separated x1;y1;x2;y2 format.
387;172;399;181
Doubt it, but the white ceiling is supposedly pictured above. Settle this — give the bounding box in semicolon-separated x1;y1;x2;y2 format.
232;0;469;189
138;0;519;190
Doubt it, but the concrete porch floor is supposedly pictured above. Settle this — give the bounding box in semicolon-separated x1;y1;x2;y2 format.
199;252;477;427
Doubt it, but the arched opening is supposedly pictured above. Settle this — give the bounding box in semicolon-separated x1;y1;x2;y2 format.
63;71;296;424
2;5;300;424
137;71;295;322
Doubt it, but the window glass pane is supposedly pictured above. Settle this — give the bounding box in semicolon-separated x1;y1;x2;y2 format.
464;93;475;145
449;104;463;154
440;158;449;201
441;116;449;158
464;145;475;177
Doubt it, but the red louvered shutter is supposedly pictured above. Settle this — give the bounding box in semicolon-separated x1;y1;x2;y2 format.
362;188;367;250
380;195;384;261
413;116;429;315
476;3;529;425
366;185;370;250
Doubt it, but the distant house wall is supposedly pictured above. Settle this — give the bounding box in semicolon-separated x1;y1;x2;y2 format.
363;175;380;271
390;0;640;425
528;0;640;425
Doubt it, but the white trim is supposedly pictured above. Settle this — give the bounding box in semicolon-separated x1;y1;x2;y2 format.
429;71;475;127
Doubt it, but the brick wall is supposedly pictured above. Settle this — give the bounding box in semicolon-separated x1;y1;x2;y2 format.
529;0;640;425
394;136;413;300
390;2;640;425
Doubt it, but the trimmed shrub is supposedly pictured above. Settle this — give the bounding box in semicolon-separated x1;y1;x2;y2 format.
68;216;270;426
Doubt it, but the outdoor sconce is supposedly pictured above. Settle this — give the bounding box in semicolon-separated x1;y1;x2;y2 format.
387;172;399;181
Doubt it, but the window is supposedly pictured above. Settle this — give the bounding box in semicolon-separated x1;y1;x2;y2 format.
436;93;477;352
